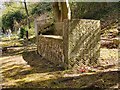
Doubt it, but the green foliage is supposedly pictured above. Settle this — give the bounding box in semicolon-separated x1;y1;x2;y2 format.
4;1;14;7
30;2;52;15
2;2;52;32
2;2;26;31
2;10;25;30
71;2;118;19
2;12;14;30
19;27;26;38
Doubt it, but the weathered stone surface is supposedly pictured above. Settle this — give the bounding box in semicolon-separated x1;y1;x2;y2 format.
63;19;101;69
54;22;64;36
35;17;54;35
37;35;64;67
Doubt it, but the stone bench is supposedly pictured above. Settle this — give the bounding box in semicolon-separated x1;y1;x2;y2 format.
37;19;101;70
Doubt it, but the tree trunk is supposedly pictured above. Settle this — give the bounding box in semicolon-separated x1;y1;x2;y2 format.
24;0;31;29
52;2;61;22
60;1;71;21
52;0;71;22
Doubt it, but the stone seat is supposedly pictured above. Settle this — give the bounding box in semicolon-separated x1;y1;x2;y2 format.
37;19;101;70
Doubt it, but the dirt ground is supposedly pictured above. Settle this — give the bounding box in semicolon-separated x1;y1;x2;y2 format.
0;44;119;89
0;26;119;89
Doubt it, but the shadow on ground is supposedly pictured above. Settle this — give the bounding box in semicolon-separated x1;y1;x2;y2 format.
11;71;119;89
22;50;65;73
1;48;119;89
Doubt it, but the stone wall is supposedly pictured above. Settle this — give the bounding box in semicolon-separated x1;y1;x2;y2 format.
37;35;64;67
63;19;101;69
